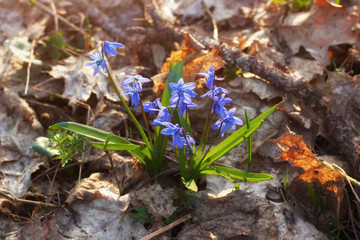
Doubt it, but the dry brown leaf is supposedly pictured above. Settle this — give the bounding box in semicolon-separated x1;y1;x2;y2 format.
270;129;345;221
279;0;356;66
160;35;224;81
160;34;196;73
270;130;344;190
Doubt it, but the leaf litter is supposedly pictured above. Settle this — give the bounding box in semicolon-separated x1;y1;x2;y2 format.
1;0;360;239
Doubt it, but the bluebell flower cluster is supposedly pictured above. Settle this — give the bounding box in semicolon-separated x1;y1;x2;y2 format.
169;78;197;117
122;75;151;92
85;44;244;152
160;122;184;148
120;74;152;108
102;41;124;56
85;41;123;76
212;108;243;137
197;65;224;89
142;65;242;151
151;99;171;126
85;52;107;76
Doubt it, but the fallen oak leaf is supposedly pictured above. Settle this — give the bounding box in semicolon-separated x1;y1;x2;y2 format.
160;34;224;82
270;129;345;223
160;34;196;73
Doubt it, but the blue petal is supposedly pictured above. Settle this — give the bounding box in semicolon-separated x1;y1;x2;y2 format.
161;128;176;135
85;61;96;67
174;134;183;148
220;123;227;137
92;65;100;76
197;73;209;78
183;82;196;90
108;42;124;48
234;117;243;125
161;122;175;129
212;119;222;129
228;107;236;116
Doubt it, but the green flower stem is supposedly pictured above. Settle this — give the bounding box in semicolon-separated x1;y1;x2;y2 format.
105;60;151;149
196;102;213;160
203;111;215;152
139;98;152;146
170;98;181;123
201;121;223;163
104;133;122;195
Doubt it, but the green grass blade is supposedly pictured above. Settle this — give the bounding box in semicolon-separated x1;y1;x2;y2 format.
245;109;252;172
200;166;273;181
51;122;128;144
200;104;277;168
91;142;145;151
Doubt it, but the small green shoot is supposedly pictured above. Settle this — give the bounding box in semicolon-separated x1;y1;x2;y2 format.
47;129;87;167
130;206;154;224
223;65;242;79
272;0;312;12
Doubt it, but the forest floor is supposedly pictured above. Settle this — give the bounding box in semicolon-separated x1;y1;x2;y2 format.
1;0;360;239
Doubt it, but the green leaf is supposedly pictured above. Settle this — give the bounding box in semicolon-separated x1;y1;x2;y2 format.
91;142;144;151
182;177;198;192
155;60;184;162
161;60;183;108
200;166;273;182
51;122;129;144
50;122;151;165
32;137;60;157
245;109;252;172
201;104;277;168
48;32;66;50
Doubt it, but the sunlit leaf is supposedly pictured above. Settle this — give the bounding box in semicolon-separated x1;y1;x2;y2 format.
200;166;273;182
201;105;277;168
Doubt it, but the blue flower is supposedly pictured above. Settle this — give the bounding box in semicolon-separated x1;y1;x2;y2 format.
121;75;151;92
172;99;197;117
212;94;232;115
201;86;229;101
182;134;196;155
169;78;197;105
143;99;158;117
121;86;140;108
169;78;197;116
197;65;224;89
85;52;107;76
102;41;124;56
152;99;171;126
160;122;184;148
212;108;243;137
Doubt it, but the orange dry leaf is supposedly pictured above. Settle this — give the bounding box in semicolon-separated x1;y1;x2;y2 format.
160;34;224;82
182;49;223;81
270;130;345;218
160;34;196;73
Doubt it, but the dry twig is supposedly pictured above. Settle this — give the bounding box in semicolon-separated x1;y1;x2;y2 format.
140;214;192;240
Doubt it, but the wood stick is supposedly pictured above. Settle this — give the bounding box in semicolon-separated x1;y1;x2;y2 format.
140;214;192;240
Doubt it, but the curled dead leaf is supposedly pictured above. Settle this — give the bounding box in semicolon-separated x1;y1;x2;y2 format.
270;129;345;224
